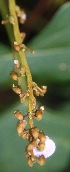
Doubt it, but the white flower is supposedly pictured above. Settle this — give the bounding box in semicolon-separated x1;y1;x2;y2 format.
33;136;56;158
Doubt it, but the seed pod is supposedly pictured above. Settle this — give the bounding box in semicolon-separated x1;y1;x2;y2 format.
12;84;21;94
14;110;23;120
30;127;39;139
10;71;18;80
38;155;45;166
27;156;33;167
37;142;45;151
38;132;46;143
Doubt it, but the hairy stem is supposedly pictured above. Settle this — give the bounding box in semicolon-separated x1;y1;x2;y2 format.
9;0;34;128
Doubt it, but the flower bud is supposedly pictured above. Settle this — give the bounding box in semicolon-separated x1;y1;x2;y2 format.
31;155;36;163
40;106;44;112
38;132;46;143
12;84;21;94
14;41;20;51
20;32;26;41
35;110;43;121
30;127;39;139
27;156;33;167
19;92;27;103
37;142;45;151
38;155;45;165
33;88;40;96
14;110;23;120
21;130;29;139
27;143;34;152
17;120;27;135
41;86;47;93
10;71;18;80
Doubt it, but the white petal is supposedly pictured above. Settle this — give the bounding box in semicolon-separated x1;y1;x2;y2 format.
33;136;56;158
21;14;26;20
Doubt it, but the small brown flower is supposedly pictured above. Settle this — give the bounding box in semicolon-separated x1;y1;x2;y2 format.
35;110;43;121
14;110;23;120
27;156;33;167
30;127;39;139
19;92;27;103
12;84;21;94
38;132;46;143
38;155;46;165
21;130;29;139
37;142;45;151
17;120;27;136
20;32;26;41
10;71;18;80
26;143;34;152
14;41;20;51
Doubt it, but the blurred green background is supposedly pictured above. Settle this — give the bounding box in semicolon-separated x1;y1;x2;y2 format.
0;0;70;172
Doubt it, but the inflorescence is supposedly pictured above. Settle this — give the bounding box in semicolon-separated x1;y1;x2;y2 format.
2;0;56;167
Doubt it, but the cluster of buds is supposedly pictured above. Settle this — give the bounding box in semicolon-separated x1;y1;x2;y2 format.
10;44;56;167
10;58;56;167
14;107;56;167
32;82;47;96
14;110;47;166
10;59;30;103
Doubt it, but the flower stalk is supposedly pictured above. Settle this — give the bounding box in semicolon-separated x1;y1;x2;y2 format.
9;0;34;128
1;0;56;167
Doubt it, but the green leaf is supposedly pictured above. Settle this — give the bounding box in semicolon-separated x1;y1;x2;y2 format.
29;2;70;49
26;48;70;84
0;52;13;89
0;102;70;172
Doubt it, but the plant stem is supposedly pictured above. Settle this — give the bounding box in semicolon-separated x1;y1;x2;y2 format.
9;0;34;128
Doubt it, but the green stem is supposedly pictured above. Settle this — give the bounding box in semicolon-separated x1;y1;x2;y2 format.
9;0;34;128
